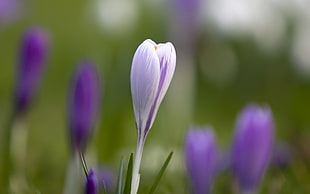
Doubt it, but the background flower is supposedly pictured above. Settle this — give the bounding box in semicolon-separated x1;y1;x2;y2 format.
68;61;101;153
232;104;274;193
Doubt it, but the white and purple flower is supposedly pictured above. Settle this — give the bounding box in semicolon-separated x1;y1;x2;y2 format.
130;39;176;194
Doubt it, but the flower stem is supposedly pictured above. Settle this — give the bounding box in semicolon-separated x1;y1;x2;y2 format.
1;110;16;194
131;138;145;194
79;151;89;177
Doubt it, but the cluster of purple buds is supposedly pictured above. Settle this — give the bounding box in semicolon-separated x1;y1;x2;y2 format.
184;104;275;194
14;28;49;115
84;167;114;194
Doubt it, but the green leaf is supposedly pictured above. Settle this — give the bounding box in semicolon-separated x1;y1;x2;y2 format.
123;153;134;194
149;151;173;194
102;183;107;194
116;157;125;194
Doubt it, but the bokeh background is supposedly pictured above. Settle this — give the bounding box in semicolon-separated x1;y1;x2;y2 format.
1;0;310;193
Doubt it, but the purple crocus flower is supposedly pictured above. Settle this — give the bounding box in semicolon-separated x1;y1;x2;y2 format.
0;0;20;25
171;0;201;51
130;39;176;194
185;127;218;194
85;169;97;194
232;104;274;193
14;28;49;115
68;62;100;153
96;167;115;193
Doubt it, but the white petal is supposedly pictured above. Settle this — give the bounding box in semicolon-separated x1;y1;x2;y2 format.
130;40;160;136
155;42;176;105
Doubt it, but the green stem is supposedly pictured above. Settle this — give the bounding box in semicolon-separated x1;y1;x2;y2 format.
2;110;16;194
79;152;89;177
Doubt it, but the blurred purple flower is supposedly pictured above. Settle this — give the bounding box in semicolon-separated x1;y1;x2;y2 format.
171;0;202;52
0;0;20;25
185;127;218;194
96;167;115;193
68;62;100;152
232;104;274;193
271;142;293;168
130;39;176;194
14;28;49;115
85;169;97;194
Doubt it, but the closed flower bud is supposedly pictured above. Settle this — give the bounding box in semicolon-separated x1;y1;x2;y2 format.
96;167;115;193
68;62;100;152
130;39;176;194
185;127;218;194
14;28;49;114
85;169;97;194
232;104;274;193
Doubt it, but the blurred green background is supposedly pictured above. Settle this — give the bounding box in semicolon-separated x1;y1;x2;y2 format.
1;0;310;193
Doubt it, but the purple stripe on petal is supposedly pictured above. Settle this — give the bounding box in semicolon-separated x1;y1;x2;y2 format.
130;39;160;139
143;57;169;138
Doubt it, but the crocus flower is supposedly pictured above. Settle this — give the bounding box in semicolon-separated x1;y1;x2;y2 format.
185;127;218;194
14;28;49;115
68;62;100;153
231;104;274;194
0;0;20;25
96;167;115;193
130;39;176;194
85;169;97;194
171;0;202;51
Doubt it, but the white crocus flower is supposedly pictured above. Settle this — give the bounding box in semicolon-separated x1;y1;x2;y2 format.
130;39;176;194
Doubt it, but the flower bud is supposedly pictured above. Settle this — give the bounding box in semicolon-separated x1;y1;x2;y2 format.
68;62;100;152
14;28;49;114
130;39;176;194
85;169;97;194
232;104;274;193
185;127;218;194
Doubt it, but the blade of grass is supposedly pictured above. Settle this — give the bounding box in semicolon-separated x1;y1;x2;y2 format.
123;153;134;194
102;183;107;194
149;151;173;194
116;157;125;194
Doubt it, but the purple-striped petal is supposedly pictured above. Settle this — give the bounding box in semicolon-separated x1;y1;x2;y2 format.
130;40;160;138
232;104;274;193
185;127;218;194
130;39;176;194
130;39;176;139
